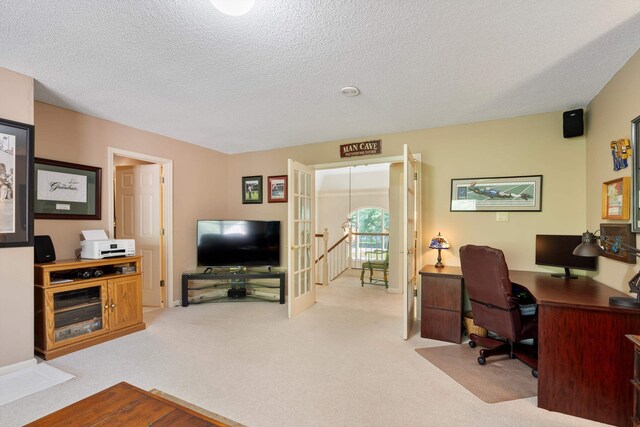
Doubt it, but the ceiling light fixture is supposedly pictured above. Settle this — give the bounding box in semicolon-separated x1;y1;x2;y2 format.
341;86;360;97
209;0;255;16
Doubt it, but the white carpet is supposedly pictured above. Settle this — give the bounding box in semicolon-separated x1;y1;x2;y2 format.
0;274;606;426
0;363;74;406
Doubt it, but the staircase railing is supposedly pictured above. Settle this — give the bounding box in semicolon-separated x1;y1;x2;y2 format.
315;229;351;285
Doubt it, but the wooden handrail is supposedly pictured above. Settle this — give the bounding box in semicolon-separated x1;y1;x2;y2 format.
315;233;349;263
352;232;389;236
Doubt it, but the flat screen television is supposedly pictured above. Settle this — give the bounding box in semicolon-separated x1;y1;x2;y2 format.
535;234;597;279
197;220;280;267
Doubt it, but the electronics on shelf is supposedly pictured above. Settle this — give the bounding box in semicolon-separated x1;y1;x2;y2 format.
196;219;280;268
80;229;136;259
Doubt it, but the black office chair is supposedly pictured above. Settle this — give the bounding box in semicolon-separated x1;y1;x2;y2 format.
459;244;538;377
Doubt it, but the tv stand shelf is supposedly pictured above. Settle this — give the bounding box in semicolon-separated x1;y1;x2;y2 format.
181;270;285;307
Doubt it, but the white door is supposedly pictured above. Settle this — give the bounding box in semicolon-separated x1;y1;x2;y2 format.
287;159;316;318
115;164;164;307
403;145;418;339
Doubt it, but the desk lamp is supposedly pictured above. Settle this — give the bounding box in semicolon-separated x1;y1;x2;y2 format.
429;232;450;268
573;230;640;309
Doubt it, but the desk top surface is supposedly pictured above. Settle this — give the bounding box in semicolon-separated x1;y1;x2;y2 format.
420;264;634;312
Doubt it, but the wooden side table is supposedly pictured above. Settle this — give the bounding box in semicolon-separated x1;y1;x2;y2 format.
419;265;464;343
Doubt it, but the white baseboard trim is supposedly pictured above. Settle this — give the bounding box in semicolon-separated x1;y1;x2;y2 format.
0;357;37;376
173;299;181;307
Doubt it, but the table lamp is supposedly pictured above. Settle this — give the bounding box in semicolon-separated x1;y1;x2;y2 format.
429;232;450;268
573;230;640;308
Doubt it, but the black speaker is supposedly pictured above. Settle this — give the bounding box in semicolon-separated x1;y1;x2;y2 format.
563;109;584;138
34;235;56;263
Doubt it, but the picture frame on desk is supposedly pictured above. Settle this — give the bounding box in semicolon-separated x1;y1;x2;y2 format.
34;158;101;220
601;176;630;220
0;117;34;247
600;223;636;264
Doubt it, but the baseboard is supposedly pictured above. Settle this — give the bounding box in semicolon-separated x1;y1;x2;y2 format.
172;299;181;307
0;357;37;376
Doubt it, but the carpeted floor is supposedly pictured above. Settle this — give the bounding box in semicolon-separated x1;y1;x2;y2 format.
0;274;604;427
415;344;537;403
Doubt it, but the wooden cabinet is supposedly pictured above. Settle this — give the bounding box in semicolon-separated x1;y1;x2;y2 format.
35;256;145;360
419;265;463;343
628;335;640;427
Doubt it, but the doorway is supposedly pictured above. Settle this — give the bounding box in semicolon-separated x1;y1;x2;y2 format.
107;148;174;308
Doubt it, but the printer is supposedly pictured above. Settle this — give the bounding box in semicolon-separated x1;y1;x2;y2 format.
80;230;136;259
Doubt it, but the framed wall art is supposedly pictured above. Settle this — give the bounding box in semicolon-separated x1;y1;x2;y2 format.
631;115;640;232
600;223;636;264
0;117;34;247
34;158;102;220
601;176;630;220
242;175;262;204
450;175;542;212
267;175;287;203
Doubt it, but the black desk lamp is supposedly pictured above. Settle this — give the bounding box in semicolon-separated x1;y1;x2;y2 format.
573;230;640;309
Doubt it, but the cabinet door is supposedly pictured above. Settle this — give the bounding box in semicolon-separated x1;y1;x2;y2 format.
108;275;143;331
46;281;109;350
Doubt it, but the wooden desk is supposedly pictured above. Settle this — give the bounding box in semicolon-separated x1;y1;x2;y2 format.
25;382;231;426
419;265;640;427
419;266;464;343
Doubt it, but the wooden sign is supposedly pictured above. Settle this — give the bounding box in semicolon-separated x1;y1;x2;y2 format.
340;140;381;158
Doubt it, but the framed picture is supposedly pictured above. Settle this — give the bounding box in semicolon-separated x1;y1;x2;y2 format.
450;175;542;212
0;117;34;247
267;175;287;203
600;223;636;264
34;158;102;219
601;176;630;220
242;175;262;204
630;115;640;232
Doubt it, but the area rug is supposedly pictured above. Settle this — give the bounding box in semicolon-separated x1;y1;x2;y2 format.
0;363;74;406
150;388;246;427
415;344;537;403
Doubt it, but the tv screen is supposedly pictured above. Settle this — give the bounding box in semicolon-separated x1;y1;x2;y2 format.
197;220;280;267
535;234;597;278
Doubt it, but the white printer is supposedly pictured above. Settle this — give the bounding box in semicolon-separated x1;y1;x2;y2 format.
80;230;136;259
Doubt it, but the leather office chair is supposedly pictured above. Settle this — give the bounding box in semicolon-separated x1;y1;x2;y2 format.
459;244;538;377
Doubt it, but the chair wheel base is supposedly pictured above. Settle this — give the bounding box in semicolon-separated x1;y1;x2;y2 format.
477;356;486;365
468;341;477;348
532;369;538;378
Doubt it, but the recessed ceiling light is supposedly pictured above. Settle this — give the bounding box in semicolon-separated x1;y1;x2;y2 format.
341;86;360;97
210;0;255;16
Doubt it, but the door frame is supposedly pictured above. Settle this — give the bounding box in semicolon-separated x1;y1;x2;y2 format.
313;153;422;328
107;147;174;307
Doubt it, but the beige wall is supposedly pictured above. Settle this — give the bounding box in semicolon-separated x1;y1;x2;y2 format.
586;48;640;292
0;68;34;370
33;102;230;303
228;112;587;273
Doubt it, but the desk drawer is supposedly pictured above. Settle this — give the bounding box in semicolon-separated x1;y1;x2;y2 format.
421;276;462;311
421;308;462;343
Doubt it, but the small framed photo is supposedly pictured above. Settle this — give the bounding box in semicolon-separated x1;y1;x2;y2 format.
600;223;636;264
242;175;263;204
268;175;287;203
601;176;630;220
0;117;34;247
34;158;102;220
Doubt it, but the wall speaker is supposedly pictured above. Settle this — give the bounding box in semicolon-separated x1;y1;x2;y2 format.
563;109;584;138
34;235;56;263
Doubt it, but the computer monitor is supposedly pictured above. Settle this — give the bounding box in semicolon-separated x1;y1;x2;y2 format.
535;234;597;279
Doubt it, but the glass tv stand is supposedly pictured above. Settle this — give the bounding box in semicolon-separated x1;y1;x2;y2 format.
181;269;285;307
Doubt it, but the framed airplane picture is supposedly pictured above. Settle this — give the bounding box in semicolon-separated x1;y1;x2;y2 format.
450;175;543;212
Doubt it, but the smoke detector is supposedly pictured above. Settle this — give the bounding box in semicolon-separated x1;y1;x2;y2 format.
340;86;360;97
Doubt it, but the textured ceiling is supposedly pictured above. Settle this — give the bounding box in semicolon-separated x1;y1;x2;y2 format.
0;1;639;154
